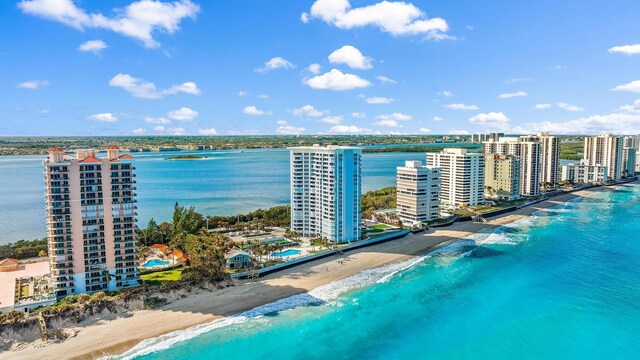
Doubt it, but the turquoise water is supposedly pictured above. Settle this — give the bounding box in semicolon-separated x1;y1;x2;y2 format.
141;260;170;268
0;145;481;244
271;249;301;257
115;184;640;360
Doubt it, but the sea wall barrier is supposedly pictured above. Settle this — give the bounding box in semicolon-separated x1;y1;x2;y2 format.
231;229;411;280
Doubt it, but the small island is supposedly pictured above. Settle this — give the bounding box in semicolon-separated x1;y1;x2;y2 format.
165;155;206;160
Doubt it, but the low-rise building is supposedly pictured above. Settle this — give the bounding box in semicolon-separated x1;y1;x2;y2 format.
0;258;19;272
225;250;251;270
484;154;521;200
561;163;609;184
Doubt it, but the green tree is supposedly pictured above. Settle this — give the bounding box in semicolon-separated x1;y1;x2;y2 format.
181;233;234;282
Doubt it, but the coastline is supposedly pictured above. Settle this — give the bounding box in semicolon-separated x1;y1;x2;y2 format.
0;185;620;360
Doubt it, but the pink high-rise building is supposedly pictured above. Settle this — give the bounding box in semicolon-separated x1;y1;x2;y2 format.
44;146;139;298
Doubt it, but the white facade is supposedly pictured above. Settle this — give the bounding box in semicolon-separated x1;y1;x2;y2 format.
483;137;542;196
583;134;623;181
426;148;484;207
44;147;139;299
561;163;609;184
396;161;441;224
622;135;638;177
290;145;362;243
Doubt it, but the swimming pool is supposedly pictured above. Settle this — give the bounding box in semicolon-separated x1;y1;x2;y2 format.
142;259;171;268
271;249;301;258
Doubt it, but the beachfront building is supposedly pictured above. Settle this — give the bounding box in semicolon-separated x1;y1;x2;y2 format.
0;258;18;272
396;161;441;225
520;133;560;185
561;163;609;184
471;134;489;143
426;148;484;207
289;145;362;243
483;136;542;197
622;135;638;177
44;146;139;299
484;154;521;201
583;134;623;181
224;250;251;270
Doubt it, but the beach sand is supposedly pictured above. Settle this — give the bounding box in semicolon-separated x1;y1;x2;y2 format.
0;186;616;360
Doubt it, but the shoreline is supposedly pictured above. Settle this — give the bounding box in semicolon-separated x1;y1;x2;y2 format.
0;185;623;360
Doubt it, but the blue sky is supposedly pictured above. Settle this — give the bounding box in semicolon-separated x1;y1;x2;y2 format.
1;0;640;136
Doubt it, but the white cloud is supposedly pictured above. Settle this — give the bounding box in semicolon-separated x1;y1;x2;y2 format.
377;75;397;84
377;112;412;121
419;128;432;133
153;125;166;132
78;39;107;54
109;73;200;99
505;78;533;84
498;91;528;99
144;116;171;124
329;125;377;134
293;104;327;117
533;103;552;110
365;96;394;104
555;64;567;70
258;94;269;99
514;113;640;135
438;90;453;97
557;102;585;112
450;129;470;135
132;128;146;134
433;116;443;121
87;112;118;122
18;80;50;89
167;127;186;135
243;105;273;116
374;119;401;127
608;44;640;56
255;57;295;73
328;45;373;69
617;99;640;113
352;112;366;118
237;90;248;96
276;120;305;135
446;103;478;111
305;69;371;91
611;80;640;93
18;0;200;48
308;63;321;74
167;107;198;121
303;0;449;39
198;128;218;135
468;112;509;130
320;116;342;124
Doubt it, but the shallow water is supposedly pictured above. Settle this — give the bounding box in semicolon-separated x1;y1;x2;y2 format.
114;184;640;360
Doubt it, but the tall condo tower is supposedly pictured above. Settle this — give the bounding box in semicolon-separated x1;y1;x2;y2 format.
44;146;139;298
289;145;362;243
583;134;623;181
483;136;542;196
396;161;441;224
426;148;485;207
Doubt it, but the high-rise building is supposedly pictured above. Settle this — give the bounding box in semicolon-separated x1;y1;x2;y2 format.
483;137;542;196
484;154;521;200
530;132;560;185
44;147;139;299
561;163;609;184
396;161;441;224
289;145;362;243
622;135;638;177
471;134;489;143
426;148;484;207
583;134;623;181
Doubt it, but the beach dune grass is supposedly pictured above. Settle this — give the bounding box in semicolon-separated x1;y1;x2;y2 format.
140;269;184;287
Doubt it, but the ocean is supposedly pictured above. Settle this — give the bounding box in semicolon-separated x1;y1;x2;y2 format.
113;183;640;360
0;145;470;244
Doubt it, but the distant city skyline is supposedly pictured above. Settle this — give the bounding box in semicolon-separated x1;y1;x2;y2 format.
2;0;640;136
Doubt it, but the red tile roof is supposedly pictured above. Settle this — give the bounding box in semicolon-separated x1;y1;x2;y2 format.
150;244;169;252
0;258;18;266
79;156;100;163
107;145;120;150
49;147;64;152
119;154;135;159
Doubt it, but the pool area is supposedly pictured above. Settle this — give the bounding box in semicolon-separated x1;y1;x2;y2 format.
141;259;171;268
271;249;301;258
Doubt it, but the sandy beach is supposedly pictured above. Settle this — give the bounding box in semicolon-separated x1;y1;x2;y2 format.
0;186;617;360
